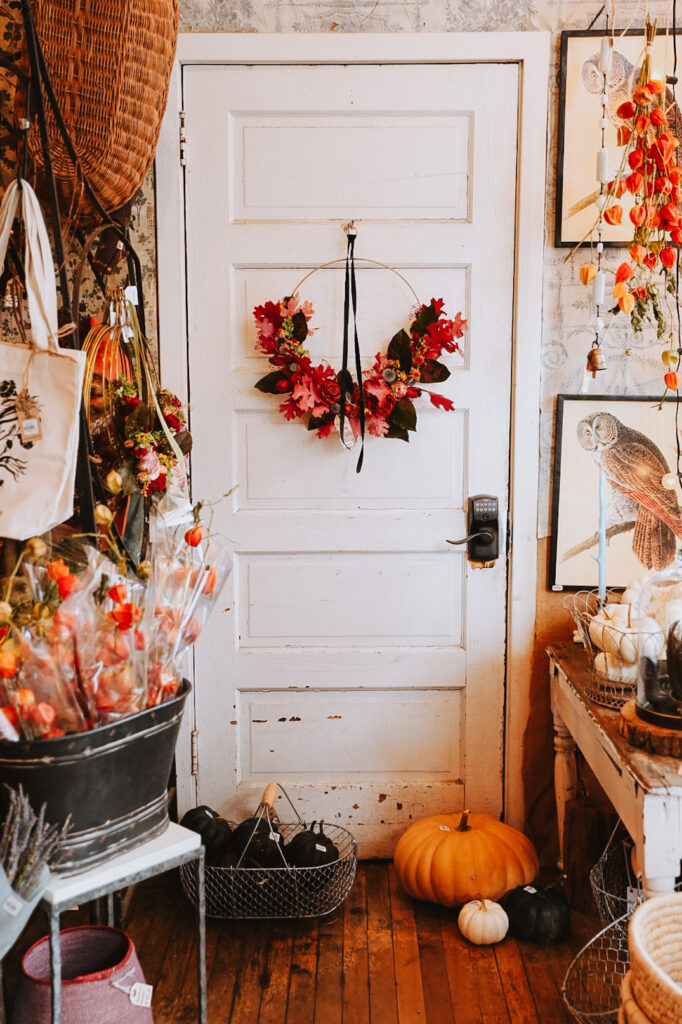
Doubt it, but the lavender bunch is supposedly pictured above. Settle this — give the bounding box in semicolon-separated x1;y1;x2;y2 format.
0;786;70;899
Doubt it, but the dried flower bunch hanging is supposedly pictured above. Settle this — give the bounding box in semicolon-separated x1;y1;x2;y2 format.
580;20;682;390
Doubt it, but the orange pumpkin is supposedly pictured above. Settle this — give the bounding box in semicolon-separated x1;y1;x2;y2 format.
393;810;539;907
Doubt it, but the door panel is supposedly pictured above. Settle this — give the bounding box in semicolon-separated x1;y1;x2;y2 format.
183;61;518;854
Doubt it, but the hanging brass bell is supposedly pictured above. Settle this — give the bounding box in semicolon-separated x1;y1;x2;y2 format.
586;345;606;377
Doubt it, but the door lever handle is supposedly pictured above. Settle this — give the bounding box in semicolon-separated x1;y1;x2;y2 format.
446;530;492;546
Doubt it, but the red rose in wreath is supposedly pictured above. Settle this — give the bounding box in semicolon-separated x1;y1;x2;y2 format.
253;294;466;442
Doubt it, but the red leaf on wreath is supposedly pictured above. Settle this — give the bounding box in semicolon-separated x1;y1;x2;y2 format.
428;392;455;411
279;397;304;420
316;420;337;439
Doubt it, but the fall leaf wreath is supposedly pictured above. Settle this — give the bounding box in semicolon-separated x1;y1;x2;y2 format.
253;294;467;443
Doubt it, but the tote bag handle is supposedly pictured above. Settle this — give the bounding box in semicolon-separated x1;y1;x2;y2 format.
0;180;60;354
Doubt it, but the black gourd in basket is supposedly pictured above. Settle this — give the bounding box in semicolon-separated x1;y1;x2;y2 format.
285;821;339;868
179;781;357;919
180;806;232;865
231;813;283;868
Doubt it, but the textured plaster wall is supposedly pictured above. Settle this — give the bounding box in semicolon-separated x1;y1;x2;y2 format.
166;0;673;854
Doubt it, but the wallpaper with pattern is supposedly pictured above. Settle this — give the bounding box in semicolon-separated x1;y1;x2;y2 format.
144;0;675;540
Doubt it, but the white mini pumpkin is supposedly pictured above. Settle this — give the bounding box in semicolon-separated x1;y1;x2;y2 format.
457;898;509;945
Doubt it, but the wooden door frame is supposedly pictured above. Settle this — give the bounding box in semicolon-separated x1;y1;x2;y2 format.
156;32;550;829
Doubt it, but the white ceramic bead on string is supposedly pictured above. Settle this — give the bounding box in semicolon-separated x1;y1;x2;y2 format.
601;116;610;129
597;242;604;253
592;270;606;306
597;148;609;183
599;37;612;73
592;316;605;333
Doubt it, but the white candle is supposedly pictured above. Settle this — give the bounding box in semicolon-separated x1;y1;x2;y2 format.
596;147;609;183
599;37;612;73
592;270;606;306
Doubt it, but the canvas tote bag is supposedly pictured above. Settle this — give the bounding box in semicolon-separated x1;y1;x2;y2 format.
0;180;85;539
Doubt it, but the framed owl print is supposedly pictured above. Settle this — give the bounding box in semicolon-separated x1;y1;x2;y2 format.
549;395;682;590
555;29;682;247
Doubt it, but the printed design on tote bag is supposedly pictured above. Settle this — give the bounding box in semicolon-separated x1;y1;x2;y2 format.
0;380;36;485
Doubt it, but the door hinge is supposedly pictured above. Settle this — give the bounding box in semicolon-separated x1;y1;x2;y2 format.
179;110;187;167
191;728;199;776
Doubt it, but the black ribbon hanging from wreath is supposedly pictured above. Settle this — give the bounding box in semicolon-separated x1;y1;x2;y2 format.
338;226;366;473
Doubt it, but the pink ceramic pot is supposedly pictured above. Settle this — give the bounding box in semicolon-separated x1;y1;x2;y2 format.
12;925;154;1023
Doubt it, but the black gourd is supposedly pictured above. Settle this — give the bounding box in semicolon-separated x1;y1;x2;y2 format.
180;805;233;863
231;814;283;867
286;821;339;868
500;883;570;944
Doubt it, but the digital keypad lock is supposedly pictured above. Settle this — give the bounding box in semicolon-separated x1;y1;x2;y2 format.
446;494;499;564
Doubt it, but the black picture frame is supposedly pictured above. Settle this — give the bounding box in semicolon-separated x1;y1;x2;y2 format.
554;29;682;248
549;394;682;591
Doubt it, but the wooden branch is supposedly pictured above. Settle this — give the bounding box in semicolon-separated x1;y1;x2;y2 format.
561;520;636;562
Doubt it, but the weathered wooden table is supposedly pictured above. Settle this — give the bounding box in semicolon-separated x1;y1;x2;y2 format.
548;643;682;895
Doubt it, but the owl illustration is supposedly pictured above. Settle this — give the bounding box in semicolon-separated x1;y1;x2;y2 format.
582;51;682;142
576;412;682;570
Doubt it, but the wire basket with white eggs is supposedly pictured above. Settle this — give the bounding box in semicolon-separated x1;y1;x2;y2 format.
563;587;665;710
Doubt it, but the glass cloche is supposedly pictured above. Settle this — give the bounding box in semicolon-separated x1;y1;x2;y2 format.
636;553;682;727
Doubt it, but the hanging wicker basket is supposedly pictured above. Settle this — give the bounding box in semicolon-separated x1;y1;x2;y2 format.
27;0;178;218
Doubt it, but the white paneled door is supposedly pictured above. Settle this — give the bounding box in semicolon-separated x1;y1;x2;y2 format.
182;60;519;855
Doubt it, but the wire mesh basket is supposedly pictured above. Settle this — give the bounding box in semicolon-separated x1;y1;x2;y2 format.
179;783;357;919
562;914;630;1024
590;823;644;926
563;592;662;710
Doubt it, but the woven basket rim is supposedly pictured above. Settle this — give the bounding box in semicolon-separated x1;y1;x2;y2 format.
629;895;682;1016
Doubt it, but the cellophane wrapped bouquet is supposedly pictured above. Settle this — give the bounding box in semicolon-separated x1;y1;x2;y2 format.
0;499;232;741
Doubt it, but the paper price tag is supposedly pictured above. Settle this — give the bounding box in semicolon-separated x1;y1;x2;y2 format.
19;417;40;441
269;832;281;843
124;285;139;306
15;389;42;443
3;893;23;917
438;825;451;832
626;886;642;914
523;886;538;894
130;983;153;1008
315;844;327;853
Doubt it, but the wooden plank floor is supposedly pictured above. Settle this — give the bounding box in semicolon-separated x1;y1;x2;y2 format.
123;864;597;1024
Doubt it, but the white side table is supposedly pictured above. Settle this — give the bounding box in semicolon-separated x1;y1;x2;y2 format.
549;644;682;896
39;822;206;1024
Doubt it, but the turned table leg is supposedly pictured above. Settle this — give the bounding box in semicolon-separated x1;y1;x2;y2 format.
553;704;578;873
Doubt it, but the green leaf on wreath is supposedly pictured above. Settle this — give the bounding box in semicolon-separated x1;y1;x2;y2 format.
307;412;334;431
420;360;450;384
255;371;288;394
391;398;417;432
412;302;438;336
291;311;308;342
387;329;413;373
174;430;193;455
386;423;409;442
126;402;154;431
